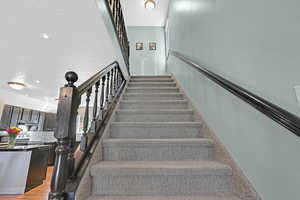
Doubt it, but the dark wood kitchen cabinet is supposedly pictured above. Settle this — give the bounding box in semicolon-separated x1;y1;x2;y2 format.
38;112;46;131
20;108;31;123
0;105;13;129
43;113;57;131
10;107;22;127
31;110;40;124
0;104;56;130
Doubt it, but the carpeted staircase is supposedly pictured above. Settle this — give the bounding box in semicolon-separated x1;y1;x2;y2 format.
88;75;242;200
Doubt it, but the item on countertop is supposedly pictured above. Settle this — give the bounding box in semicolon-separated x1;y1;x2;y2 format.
5;127;22;148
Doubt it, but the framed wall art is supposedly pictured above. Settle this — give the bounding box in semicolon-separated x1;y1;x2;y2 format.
149;42;156;51
136;42;144;50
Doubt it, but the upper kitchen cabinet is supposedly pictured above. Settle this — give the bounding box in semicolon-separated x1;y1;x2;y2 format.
0;104;56;131
38;112;46;131
31;110;40;124
19;108;31;123
10;107;22;127
43;113;57;131
0;105;13;129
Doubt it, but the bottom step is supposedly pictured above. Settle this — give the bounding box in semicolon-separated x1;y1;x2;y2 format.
88;195;242;200
91;161;233;196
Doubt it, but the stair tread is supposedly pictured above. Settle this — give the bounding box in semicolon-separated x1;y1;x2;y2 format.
111;121;202;126
127;87;178;89
88;195;242;200
123;93;184;95
131;75;172;78
129;82;176;84
90;160;232;176
120;100;188;104
103;138;214;146
116;109;193;113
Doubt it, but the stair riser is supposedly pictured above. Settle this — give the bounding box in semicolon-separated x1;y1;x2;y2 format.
115;113;194;122
126;88;180;93
92;175;233;195
119;102;188;109
128;83;176;88
110;125;202;138
103;145;213;161
123;95;184;101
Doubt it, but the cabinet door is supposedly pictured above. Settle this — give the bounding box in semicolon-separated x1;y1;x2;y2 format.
20;109;31;122
38;112;46;131
0;105;13;129
31;110;40;124
44;113;57;131
10;107;21;127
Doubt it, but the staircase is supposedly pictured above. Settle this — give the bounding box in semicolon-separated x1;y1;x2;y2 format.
88;75;241;200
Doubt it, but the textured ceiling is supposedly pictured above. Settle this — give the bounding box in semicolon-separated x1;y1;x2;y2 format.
121;0;170;27
0;0;118;110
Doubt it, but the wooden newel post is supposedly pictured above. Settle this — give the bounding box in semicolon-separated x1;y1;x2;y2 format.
49;72;81;200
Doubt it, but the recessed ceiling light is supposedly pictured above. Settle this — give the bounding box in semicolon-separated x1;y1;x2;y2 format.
145;0;156;9
41;33;50;39
36;80;41;84
7;82;26;90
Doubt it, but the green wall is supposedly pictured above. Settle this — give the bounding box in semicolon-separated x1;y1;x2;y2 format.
128;26;166;75
166;0;300;199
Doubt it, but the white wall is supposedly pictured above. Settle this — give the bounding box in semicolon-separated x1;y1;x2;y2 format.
167;0;300;199
0;0;126;112
128;26;166;75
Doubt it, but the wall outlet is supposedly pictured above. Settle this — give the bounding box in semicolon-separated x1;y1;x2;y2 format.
294;85;300;106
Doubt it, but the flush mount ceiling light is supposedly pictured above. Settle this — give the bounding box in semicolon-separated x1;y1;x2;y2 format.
41;33;50;39
7;81;26;90
145;0;156;9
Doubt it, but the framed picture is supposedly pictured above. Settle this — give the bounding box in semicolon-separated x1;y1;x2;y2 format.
149;42;156;51
136;42;144;50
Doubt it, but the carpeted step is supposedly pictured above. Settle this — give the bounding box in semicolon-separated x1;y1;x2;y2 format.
91;161;233;196
126;87;180;93
131;75;172;79
88;195;242;200
119;100;189;109
128;82;177;88
103;138;214;161
122;93;185;101
114;109;194;122
110;122;202;138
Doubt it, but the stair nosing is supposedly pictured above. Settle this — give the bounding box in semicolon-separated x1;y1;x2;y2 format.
88;195;242;200
120;100;188;103
103;138;214;147
123;93;184;96
116;109;193;114
110;121;202;128
90;161;232;176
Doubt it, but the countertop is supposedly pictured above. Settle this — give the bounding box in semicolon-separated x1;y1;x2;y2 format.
0;145;49;151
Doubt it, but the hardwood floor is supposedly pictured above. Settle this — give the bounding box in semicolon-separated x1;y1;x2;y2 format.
0;167;53;200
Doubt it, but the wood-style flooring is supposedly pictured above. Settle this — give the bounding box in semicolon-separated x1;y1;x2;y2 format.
0;167;53;200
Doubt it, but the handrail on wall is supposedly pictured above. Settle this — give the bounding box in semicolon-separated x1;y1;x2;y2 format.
168;50;300;138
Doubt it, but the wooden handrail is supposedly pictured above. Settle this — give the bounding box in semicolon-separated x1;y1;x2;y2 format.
169;50;300;137
49;62;126;200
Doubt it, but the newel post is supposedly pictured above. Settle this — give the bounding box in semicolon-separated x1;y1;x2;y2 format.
49;72;81;200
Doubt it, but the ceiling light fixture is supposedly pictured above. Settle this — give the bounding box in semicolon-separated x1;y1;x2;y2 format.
7;82;26;90
41;33;50;39
145;0;156;9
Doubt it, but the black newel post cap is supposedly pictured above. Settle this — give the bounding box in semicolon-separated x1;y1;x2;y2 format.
65;71;78;87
